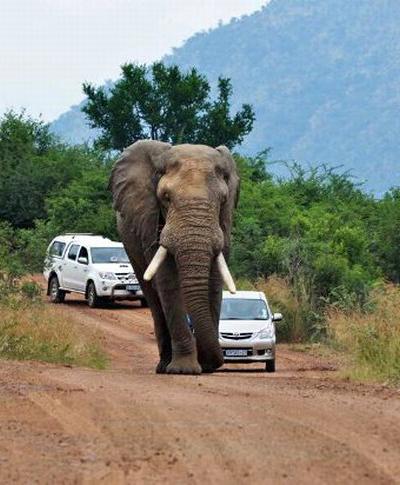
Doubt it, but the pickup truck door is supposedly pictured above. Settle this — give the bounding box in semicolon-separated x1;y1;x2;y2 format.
74;245;89;292
61;244;81;290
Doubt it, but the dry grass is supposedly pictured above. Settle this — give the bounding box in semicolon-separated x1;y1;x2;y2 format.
327;284;400;384
252;276;315;341
0;294;107;369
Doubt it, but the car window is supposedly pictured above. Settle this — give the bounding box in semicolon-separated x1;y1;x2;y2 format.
67;244;80;261
49;241;66;258
220;299;269;320
91;247;129;264
78;246;88;263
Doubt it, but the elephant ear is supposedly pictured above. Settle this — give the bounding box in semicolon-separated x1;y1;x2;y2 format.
109;140;171;260
215;145;240;255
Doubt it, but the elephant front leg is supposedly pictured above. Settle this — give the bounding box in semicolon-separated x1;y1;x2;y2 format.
155;259;201;375
140;279;172;373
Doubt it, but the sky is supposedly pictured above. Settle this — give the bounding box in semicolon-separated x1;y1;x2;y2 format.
0;0;266;121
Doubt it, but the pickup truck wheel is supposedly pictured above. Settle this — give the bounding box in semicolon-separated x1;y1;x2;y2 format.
265;359;276;373
140;298;148;308
49;276;65;303
87;282;101;308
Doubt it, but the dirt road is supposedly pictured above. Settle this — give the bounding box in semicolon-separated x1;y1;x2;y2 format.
1;295;400;484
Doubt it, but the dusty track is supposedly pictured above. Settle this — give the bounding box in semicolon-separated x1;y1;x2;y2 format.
1;292;400;484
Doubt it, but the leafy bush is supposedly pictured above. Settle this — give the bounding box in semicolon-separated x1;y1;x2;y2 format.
20;281;42;301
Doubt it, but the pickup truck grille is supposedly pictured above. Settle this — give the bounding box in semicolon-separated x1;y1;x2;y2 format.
220;332;253;340
115;272;137;283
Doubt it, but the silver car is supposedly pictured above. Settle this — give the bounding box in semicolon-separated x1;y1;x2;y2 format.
219;291;282;372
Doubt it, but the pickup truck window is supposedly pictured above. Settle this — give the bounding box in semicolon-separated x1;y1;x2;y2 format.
49;241;66;258
91;247;129;264
67;244;80;261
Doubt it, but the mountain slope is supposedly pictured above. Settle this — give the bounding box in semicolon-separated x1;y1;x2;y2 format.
51;0;400;193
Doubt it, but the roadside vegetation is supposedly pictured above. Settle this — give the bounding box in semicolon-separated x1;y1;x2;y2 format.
0;275;107;368
0;63;399;383
327;284;400;384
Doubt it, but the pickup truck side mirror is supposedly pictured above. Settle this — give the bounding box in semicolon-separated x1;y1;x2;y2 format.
272;312;283;322
78;256;88;265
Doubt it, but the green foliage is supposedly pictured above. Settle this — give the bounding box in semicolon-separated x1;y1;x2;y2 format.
373;189;400;283
0;111;111;230
82;62;254;150
231;154;381;339
20;281;42;301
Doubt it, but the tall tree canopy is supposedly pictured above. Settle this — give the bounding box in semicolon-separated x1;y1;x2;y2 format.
82;62;255;151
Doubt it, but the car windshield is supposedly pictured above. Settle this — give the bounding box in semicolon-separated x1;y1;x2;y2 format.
91;247;129;264
220;298;269;320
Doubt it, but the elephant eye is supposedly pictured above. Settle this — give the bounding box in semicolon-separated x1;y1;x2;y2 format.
163;192;170;202
216;166;229;183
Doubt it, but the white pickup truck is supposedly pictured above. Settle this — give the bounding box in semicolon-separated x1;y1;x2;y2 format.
43;233;146;307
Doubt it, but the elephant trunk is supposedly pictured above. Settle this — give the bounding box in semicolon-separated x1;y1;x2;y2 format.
176;245;224;371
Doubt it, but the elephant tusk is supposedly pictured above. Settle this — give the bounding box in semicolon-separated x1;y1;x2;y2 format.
216;253;236;294
143;246;168;281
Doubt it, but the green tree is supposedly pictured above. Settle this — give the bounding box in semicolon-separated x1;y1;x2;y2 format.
82;62;255;150
0;111;109;229
373;189;400;282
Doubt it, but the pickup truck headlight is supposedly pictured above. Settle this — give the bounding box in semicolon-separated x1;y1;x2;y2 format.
257;326;274;339
99;272;116;280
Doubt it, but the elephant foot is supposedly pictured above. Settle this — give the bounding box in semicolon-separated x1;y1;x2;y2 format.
166;354;202;375
198;350;224;374
155;359;171;374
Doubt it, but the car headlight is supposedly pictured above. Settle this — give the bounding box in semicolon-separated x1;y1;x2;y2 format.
99;272;116;280
257;326;274;339
126;272;136;281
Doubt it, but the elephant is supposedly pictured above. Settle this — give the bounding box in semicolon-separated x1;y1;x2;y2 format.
109;140;239;375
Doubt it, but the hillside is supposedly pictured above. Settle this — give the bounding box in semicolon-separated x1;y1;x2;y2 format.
50;0;400;193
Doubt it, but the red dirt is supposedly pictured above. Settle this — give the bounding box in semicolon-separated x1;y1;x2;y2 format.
1;290;400;484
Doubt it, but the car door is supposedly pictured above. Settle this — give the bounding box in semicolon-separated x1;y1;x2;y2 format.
62;243;80;289
74;245;89;291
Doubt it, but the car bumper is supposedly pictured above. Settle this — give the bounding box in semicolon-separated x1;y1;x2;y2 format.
219;337;276;362
97;282;144;299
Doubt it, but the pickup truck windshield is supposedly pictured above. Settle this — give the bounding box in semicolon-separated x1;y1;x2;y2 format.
91;247;130;264
220;299;269;320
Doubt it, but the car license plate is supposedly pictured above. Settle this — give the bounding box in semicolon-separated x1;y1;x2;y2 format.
126;284;140;291
225;349;248;357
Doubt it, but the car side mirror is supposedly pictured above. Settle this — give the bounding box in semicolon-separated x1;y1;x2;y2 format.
78;256;88;265
272;312;283;322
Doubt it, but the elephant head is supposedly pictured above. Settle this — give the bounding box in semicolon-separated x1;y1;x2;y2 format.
109;140;239;373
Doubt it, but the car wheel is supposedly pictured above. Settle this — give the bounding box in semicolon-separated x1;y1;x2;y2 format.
49;276;65;303
87;282;101;308
265;359;276;373
140;298;148;308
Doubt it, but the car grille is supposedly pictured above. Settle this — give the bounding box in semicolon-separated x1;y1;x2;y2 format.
220;332;253;340
115;272;137;283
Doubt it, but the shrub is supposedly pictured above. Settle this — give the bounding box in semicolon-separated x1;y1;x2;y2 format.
20;281;42;301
